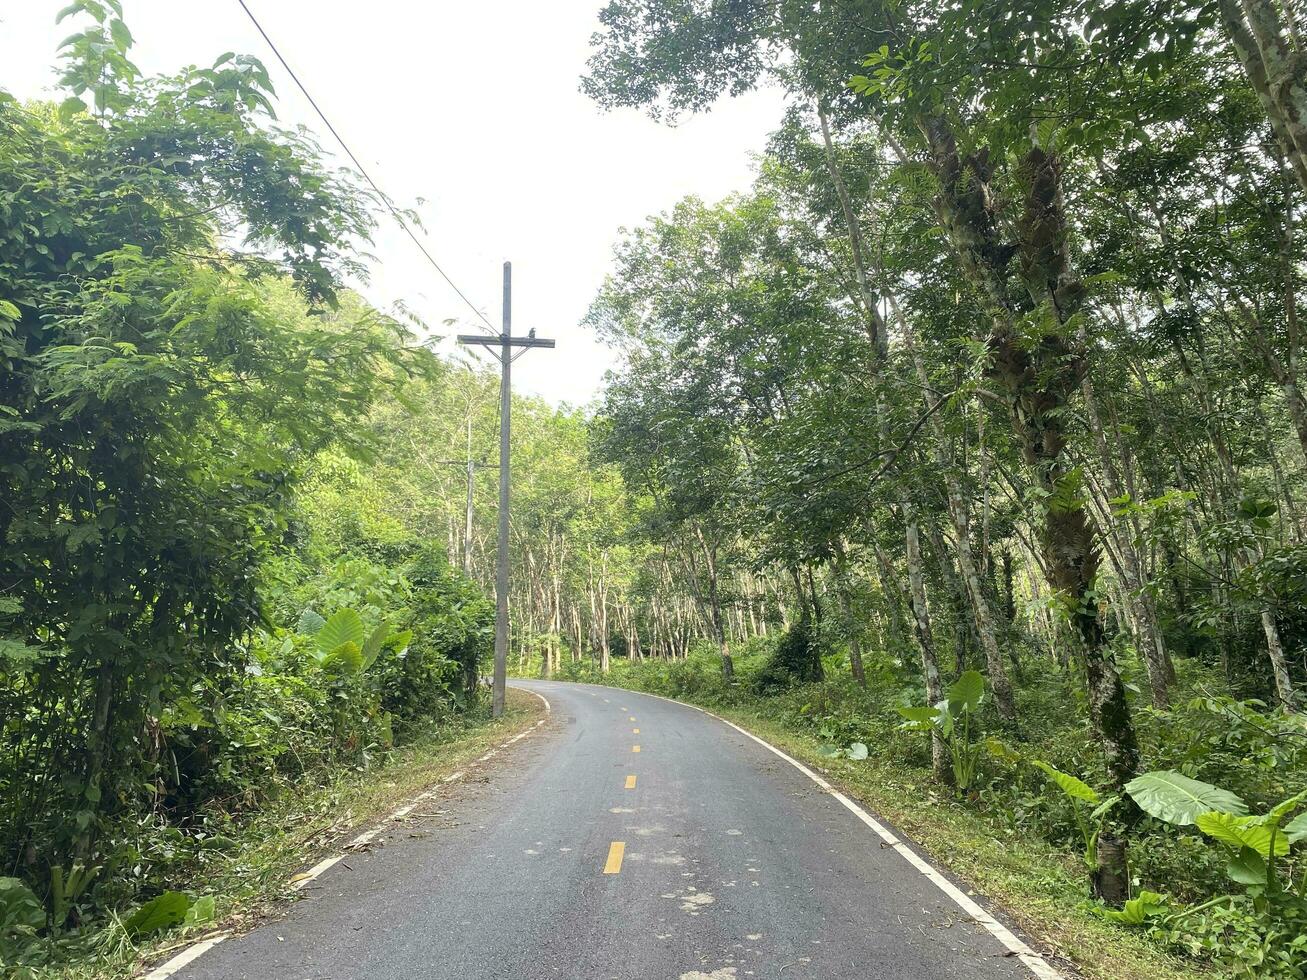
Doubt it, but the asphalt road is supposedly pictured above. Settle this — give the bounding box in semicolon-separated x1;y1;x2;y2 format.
176;680;1056;980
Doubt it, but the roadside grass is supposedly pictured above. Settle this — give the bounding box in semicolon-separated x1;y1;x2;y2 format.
568;665;1221;980
46;689;545;980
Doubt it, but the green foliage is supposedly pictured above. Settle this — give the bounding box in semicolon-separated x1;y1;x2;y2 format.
755;618;824;690
123;891;191;938
1030;760;1118;871
0;878;46;936
819;740;869;761
897;671;987;791
1099;890;1171;925
0;5;489;967
578;0;1307;973
1126;771;1250;826
0;0;437;907
1118;769;1307;973
317;610;367;660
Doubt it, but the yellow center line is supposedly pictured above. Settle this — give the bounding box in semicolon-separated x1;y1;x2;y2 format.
632;744;641;753
629;716;636;722
603;841;625;874
633;728;640;734
625;774;637;789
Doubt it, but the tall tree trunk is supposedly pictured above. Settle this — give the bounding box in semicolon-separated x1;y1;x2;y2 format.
926;524;975;677
906;515;950;782
919;115;1140;794
831;539;867;688
898;293;1016;720
691;526;734;680
1081;375;1171;707
871;543;909;651
1220;0;1307;194
943;471;1017;722
1261;606;1297;708
818;105;889;357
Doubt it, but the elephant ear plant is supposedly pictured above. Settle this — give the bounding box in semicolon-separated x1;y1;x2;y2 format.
1110;770;1307;946
1024;763;1118;888
312;609;401;677
897;671;986;792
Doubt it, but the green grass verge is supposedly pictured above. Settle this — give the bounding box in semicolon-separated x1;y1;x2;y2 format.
573;672;1221;980
52;690;545;980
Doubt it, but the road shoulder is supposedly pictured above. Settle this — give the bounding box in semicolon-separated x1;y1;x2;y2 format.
117;690;549;980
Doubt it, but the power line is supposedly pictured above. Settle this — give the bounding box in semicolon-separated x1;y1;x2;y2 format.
234;0;496;336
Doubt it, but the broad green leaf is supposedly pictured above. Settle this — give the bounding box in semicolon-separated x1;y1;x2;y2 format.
124;891;191;937
182;895;215;927
1286;810;1307;845
360;620;389;669
57;96;87;122
108;17;133;52
1124;771;1247;826
1195;811;1289;857
935;701;954;739
315;609;363;654
985;736;1022;763
1226;846;1267;886
296;607;326;634
1097;889;1169;925
0;877;45;933
1032;760;1099;804
320;641;363;676
388;629;412;656
947;670;984;713
847;742;868;761
896;705;941;726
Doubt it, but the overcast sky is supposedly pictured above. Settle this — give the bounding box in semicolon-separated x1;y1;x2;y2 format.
0;0;785;407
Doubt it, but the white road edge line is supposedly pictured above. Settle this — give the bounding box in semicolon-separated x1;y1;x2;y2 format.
141;691;552;978
575;682;1062;980
348;828;381;848
141;932;230;980
291;855;343;890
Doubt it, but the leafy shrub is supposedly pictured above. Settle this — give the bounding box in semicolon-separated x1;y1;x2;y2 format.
754;619;823;690
1114;769;1307;975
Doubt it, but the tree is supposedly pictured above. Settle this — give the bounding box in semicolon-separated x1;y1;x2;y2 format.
0;1;430;888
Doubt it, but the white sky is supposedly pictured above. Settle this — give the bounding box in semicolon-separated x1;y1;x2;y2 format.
0;0;785;407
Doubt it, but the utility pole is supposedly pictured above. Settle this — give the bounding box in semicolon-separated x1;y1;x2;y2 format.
457;262;555;717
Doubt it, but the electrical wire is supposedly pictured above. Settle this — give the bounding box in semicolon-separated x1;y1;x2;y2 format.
234;0;496;336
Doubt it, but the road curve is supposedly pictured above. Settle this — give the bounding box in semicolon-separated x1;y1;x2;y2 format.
175;680;1053;980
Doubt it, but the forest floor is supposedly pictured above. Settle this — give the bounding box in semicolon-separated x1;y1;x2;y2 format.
568;667;1223;980
70;690;546;980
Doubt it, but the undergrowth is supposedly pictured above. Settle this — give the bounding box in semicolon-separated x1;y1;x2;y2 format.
553;641;1307;980
4;692;542;980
